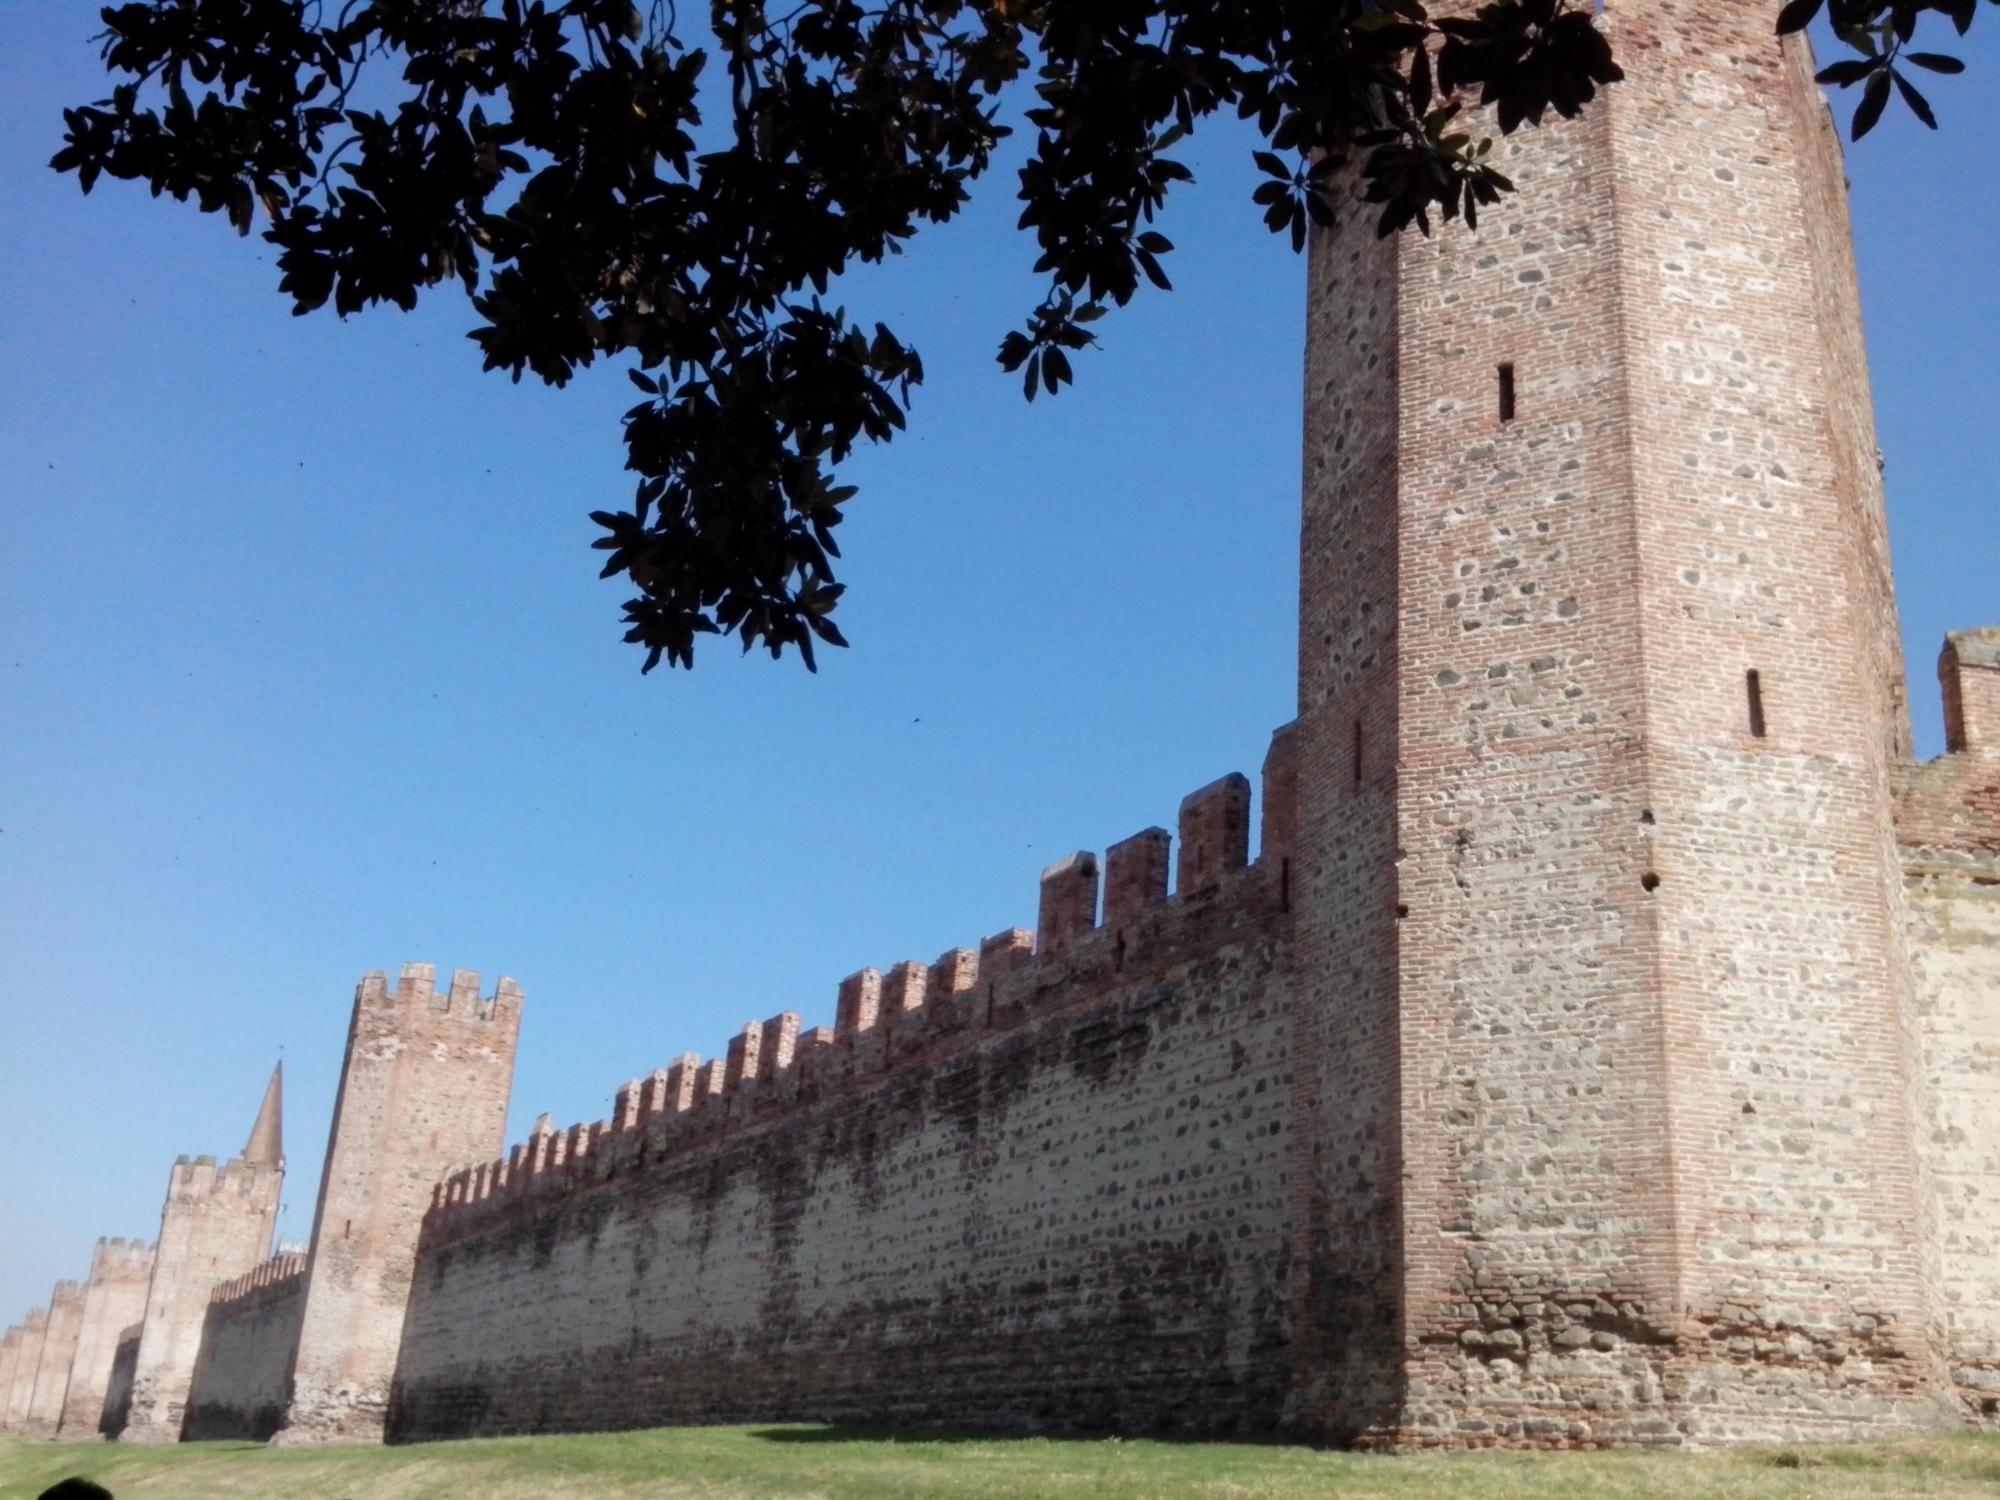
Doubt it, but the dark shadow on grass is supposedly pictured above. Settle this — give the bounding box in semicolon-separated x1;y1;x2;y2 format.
748;1424;1295;1448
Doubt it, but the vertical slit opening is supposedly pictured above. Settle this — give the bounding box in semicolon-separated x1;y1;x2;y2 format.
1353;720;1364;790
1746;669;1767;739
1497;362;1517;423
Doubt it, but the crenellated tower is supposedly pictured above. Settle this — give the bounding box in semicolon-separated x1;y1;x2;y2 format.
119;1067;285;1442
273;964;522;1445
19;1281;86;1434
1285;0;1960;1444
61;1238;156;1436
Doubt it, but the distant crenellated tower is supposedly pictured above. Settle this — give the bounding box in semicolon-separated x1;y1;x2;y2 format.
119;1066;285;1442
61;1238;156;1436
272;964;522;1445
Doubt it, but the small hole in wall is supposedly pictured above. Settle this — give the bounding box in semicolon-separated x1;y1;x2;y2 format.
1353;721;1364;789
1396;903;1410;920
1497;362;1517;423
1746;669;1768;738
1641;872;1661;892
1640;808;1655;826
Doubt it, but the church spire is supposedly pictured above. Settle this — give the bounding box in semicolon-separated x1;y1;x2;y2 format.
243;1061;283;1168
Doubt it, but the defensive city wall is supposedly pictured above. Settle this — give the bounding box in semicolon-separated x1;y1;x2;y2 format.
3;0;1998;1453
392;764;1297;1439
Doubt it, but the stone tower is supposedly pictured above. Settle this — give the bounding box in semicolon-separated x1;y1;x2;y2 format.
1285;0;1957;1445
274;964;522;1445
120;1067;284;1442
60;1238;156;1436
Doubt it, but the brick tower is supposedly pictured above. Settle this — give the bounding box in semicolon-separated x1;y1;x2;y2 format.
273;964;522;1445
60;1238;156;1436
120;1067;284;1441
1286;1;1957;1445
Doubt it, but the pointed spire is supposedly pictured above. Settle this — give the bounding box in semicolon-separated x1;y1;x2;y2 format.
243;1061;284;1168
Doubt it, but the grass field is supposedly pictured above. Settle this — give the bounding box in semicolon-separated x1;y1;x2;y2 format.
7;1426;2000;1500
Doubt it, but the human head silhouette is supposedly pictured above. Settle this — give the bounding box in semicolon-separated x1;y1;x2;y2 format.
37;1479;113;1500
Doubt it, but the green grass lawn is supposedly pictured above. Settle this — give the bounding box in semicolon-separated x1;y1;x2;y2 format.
7;1427;2000;1500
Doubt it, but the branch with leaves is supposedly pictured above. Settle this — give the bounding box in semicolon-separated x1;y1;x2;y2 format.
51;0;1972;670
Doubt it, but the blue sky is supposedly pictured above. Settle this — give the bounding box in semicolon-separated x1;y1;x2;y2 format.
1;9;1994;1321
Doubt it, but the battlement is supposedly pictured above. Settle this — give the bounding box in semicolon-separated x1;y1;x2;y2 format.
421;735;1296;1248
169;1149;282;1199
208;1253;308;1313
89;1240;155;1272
1894;629;2000;864
88;1238;154;1275
50;1282;83;1307
354;962;525;1027
1941;628;2000;757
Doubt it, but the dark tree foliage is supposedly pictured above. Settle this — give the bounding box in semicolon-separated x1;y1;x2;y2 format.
51;0;1978;670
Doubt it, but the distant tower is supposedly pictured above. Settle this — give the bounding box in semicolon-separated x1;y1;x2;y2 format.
59;1238;156;1436
19;1281;85;1434
273;964;522;1445
1285;0;1954;1443
120;1066;284;1442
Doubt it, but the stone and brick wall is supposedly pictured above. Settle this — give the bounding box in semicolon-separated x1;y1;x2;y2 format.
183;1253;308;1440
387;774;1295;1442
1902;633;2000;1411
59;1239;153;1437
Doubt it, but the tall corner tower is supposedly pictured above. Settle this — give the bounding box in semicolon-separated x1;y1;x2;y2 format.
274;963;521;1446
1285;0;1953;1445
120;1070;285;1442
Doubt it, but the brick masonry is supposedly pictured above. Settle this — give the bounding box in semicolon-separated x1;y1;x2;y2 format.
1;0;1995;1455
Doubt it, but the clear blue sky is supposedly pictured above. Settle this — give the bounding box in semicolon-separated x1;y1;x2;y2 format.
0;9;1993;1322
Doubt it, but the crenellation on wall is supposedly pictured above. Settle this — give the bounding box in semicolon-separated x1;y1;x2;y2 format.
1177;773;1253;896
418;791;1292;1261
1036;852;1101;956
1103;828;1172;934
1940;627;2000;757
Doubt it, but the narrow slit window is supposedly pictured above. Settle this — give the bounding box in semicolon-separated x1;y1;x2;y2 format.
1497;363;1517;422
1353;720;1364;789
1746;669;1767;739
